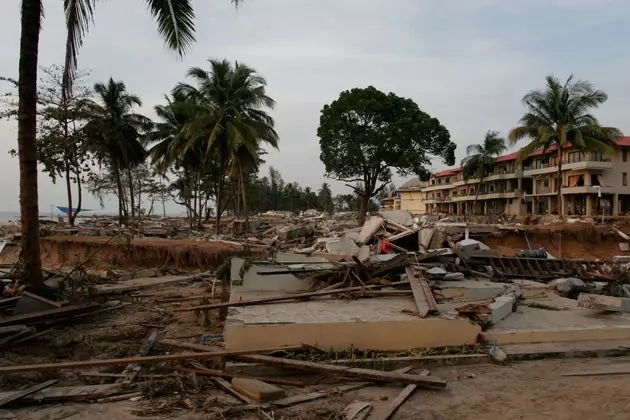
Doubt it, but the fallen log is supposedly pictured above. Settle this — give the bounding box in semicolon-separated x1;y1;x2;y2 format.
235;355;446;389
174;282;410;312
0;345;304;374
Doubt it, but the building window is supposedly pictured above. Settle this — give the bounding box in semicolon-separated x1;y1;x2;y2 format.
624;173;628;187
624;150;628;162
568;151;581;163
543;178;549;187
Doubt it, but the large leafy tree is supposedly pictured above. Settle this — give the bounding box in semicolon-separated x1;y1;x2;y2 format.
16;0;240;290
174;59;278;233
461;131;506;219
509;75;622;216
318;86;456;224
83;78;151;223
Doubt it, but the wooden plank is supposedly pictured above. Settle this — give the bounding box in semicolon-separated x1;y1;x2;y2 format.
213;377;256;403
174;282;410;312
184;367;306;387
231;377;286;402
159;338;222;352
0;327;35;350
224;367;414;415
561;365;630;377
343;401;372;420
0;384;118;405
236;355;446;389
0;303;101;327
405;267;437;318
0;379;59;407
0;345;304;374
0;325;29;336
370;370;429;420
117;330;158;384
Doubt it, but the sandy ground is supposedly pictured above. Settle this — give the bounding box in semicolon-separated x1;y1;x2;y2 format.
3;357;630;420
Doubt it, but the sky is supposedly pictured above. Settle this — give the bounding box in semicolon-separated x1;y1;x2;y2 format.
1;0;630;214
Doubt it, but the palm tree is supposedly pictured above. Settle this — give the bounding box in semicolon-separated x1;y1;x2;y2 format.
461;131;507;219
83;78;151;223
17;0;241;289
509;75;622;216
174;59;278;233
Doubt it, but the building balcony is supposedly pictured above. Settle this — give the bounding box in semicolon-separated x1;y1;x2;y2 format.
562;158;612;171
561;185;613;195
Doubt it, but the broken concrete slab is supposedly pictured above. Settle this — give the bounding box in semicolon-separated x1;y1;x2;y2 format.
357;216;383;244
419;228;434;249
437;280;508;302
443;272;465;281
550;278;585;295
231;257;246;286
379;211;414;227
479;296;516;324
458;238;491;251
277;226;313;241
613;256;630;263
426;267;447;278
578;293;630;312
325;237;360;255
230;377;286;402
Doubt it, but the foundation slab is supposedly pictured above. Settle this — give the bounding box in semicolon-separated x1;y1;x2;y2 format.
485;302;630;344
224;296;481;351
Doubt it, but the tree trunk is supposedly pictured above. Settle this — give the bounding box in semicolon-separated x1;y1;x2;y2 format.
466;177;483;222
162;195;166;217
75;170;83;224
18;0;44;291
64;164;73;226
358;193;368;226
240;167;249;234
556;148;563;216
215;146;227;234
113;165;125;224
127;167;135;224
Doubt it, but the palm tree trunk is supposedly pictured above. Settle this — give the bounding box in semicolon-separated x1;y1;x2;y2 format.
240;167;249;234
18;0;44;291
467;178;483;222
113;165;125;224
65;164;73;226
215;146;227;234
75;169;83;225
127;167;135;224
557;147;563;216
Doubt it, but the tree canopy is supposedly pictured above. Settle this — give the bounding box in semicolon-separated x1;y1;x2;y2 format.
318;86;455;222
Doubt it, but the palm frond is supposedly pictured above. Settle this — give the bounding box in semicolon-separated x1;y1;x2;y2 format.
145;0;196;57
63;0;97;99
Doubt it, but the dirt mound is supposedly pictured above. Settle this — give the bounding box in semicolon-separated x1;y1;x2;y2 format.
0;236;265;271
484;225;628;260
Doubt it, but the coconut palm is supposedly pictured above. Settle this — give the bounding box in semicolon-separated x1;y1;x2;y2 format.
174;59;278;233
509;75;622;216
83;78;151;223
461;131;507;219
17;0;241;289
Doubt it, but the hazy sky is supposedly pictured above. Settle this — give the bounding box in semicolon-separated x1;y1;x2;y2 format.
1;0;630;214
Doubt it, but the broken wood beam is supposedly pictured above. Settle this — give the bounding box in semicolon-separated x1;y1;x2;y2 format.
561;365;630;377
184;367;306;387
370;370;429;420
231;377;286;403
173;282;410;312
235;355;446;389
405;266;438;318
0;303;101;327
0;345;304;374
224;366;414;415
0;379;59;407
117;330;158;384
